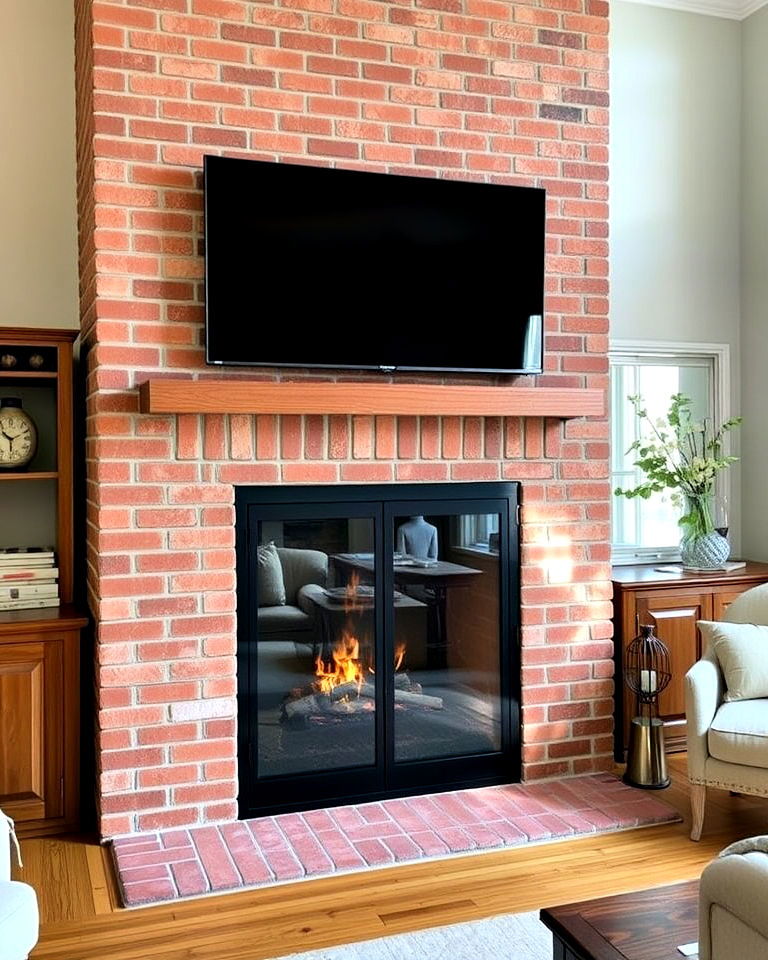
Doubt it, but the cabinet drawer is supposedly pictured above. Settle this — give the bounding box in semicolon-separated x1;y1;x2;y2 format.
634;592;712;723
0;638;64;823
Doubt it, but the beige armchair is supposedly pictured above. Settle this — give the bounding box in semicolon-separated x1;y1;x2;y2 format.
685;583;768;841
0;812;38;960
699;837;768;958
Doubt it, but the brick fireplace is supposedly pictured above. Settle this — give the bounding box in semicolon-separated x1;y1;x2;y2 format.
74;0;611;838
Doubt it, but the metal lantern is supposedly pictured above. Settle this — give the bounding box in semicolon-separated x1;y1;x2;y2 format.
623;624;672;789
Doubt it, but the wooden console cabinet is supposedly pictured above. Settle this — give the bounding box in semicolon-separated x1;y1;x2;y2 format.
613;562;768;757
0;329;87;836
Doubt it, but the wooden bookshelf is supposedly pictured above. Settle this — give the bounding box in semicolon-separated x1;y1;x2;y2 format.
0;328;85;838
0;471;59;481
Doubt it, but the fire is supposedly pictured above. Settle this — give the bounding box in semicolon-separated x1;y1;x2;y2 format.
313;636;408;699
343;571;363;613
312;576;408;702
315;631;365;697
394;642;406;671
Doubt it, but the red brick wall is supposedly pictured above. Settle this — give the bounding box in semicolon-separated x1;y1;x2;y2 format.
74;0;611;838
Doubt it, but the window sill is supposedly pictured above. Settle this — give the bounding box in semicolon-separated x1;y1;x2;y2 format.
611;550;682;566
452;546;500;560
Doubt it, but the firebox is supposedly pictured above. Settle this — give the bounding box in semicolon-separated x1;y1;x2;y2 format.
235;483;521;816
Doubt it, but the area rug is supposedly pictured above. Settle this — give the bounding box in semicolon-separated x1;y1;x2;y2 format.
111;773;681;907
277;909;551;960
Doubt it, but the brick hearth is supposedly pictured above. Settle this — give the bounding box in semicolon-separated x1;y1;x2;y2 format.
112;776;677;906
74;0;611;837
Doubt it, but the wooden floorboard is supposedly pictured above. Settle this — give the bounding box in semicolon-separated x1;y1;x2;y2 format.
15;757;768;960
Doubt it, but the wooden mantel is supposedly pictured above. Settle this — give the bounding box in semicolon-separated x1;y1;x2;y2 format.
139;379;605;419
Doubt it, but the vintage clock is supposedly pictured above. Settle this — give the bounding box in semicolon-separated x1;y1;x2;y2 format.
0;397;38;469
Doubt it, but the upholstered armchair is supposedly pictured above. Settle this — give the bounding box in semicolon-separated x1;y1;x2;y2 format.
0;812;39;960
685;583;768;841
699;837;768;958
256;547;328;646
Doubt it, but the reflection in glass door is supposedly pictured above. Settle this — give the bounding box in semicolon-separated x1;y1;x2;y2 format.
237;483;519;817
256;514;378;778
390;512;502;763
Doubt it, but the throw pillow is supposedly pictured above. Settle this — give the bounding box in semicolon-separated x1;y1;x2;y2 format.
257;542;286;607
698;619;768;702
720;835;768;858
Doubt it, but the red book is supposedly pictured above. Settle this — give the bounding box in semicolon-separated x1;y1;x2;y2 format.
0;568;59;582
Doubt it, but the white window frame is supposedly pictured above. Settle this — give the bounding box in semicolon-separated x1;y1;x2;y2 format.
458;513;500;554
610;340;731;565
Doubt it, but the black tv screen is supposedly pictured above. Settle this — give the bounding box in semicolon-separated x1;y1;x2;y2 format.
204;155;545;374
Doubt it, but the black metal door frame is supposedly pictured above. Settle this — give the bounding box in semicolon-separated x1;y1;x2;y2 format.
235;482;521;818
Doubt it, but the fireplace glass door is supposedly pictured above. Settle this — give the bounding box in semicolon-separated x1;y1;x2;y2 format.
237;483;519;816
389;508;502;764
250;505;383;792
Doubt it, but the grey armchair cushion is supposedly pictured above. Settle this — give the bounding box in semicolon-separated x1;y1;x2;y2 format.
708;700;768;768
257;605;313;634
276;547;328;605
257;542;286;607
698;620;768;702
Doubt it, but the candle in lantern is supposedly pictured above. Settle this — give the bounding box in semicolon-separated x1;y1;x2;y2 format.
640;669;658;695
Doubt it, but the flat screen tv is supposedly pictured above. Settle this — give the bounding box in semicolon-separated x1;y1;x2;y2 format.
204;155;546;374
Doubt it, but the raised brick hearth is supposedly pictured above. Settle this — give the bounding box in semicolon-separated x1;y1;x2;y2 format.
74;0;611;838
112;776;679;906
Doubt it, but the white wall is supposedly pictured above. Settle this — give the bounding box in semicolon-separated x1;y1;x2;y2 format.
740;5;768;561
0;0;79;329
610;2;743;549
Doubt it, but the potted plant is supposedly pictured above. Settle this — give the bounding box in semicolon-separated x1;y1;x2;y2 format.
615;394;741;569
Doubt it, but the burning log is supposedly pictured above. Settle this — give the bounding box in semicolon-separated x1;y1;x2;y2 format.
282;626;442;725
394;688;442;710
283;694;324;720
283;679;442;722
330;681;372;702
330;674;422;699
333;680;441;709
283;691;374;720
328;699;373;716
395;672;421;693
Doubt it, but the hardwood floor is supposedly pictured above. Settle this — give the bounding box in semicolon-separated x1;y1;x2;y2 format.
14;757;768;960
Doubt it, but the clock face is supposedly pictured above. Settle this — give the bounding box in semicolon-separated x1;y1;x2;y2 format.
0;409;36;468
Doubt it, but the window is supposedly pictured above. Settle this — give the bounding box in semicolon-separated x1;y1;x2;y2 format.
610;342;730;564
458;514;500;553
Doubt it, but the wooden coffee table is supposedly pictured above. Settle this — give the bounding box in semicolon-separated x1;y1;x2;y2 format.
540;881;698;959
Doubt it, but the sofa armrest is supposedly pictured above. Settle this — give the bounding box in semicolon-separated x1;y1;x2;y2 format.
296;583;325;617
699;847;768;959
0;812;17;883
685;654;723;781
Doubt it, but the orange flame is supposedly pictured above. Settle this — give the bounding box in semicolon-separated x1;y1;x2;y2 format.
314;573;407;701
315;631;365;697
314;634;408;699
394;642;406;671
343;571;363;613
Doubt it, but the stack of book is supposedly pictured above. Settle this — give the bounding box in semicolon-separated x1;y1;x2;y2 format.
0;547;59;611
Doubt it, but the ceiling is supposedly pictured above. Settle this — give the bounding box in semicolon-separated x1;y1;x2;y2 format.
621;0;767;19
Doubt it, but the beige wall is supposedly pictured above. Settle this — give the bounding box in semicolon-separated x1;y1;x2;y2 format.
740;4;768;561
0;0;79;330
610;2;743;551
611;3;741;353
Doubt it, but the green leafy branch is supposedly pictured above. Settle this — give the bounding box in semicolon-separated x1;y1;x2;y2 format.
614;393;741;524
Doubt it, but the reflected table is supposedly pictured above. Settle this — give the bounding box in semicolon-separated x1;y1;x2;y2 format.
331;554;483;667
